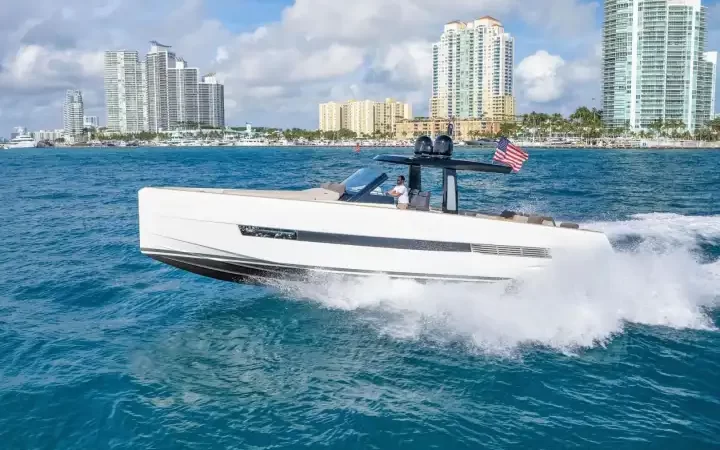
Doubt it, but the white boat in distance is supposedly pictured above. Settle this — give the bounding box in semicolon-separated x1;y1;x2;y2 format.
3;134;36;149
139;136;612;284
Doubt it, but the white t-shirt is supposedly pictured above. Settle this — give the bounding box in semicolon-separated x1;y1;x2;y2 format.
392;185;409;204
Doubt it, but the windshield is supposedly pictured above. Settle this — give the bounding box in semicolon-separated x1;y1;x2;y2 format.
342;168;387;195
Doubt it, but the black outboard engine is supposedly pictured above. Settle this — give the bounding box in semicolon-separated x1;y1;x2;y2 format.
434;135;453;158
414;136;433;157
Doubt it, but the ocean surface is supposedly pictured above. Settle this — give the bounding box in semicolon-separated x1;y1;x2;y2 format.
1;146;719;449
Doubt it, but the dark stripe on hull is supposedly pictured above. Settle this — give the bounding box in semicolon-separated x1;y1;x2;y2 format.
238;226;551;258
143;249;509;284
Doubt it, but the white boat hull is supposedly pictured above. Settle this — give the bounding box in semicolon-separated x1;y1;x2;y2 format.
4;141;36;149
139;187;613;284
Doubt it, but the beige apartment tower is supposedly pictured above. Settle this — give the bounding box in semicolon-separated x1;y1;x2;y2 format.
319;102;343;132
318;99;412;135
430;17;515;120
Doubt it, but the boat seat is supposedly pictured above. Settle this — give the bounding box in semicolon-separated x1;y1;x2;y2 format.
527;215;556;226
502;210;556;226
409;190;430;211
560;222;580;229
320;182;346;195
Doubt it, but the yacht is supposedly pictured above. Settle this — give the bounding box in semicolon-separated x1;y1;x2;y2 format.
464;138;498;148
232;138;269;147
139;136;612;285
4;135;36;149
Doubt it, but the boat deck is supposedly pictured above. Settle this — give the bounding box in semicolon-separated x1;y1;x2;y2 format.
155;186;585;231
160;187;344;202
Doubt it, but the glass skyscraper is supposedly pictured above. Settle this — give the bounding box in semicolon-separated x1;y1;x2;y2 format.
603;0;716;132
63;90;84;136
104;51;146;133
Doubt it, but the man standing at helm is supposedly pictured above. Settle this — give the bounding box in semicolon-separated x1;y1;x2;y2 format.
387;175;410;210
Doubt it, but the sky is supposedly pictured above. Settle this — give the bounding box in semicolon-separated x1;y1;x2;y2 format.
0;0;719;135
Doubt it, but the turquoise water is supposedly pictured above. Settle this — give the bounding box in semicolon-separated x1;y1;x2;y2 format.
1;147;719;449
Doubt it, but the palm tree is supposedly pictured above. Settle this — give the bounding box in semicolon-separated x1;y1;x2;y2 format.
648;119;664;137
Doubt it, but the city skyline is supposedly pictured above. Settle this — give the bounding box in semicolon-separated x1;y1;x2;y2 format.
1;0;719;136
104;41;226;134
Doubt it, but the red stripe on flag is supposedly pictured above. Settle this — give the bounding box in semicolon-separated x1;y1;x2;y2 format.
503;155;526;166
506;148;528;160
507;144;529;158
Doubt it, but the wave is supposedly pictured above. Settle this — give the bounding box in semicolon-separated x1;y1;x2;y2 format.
271;214;720;355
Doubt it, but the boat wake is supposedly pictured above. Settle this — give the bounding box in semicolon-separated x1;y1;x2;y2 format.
271;213;720;355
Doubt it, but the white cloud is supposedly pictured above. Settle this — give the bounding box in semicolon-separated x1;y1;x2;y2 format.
0;45;103;90
288;44;365;82
515;48;601;111
516;51;567;103
215;46;228;63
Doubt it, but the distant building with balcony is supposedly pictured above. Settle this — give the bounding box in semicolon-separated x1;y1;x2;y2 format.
318;99;412;135
104;50;146;133
602;0;717;132
83;116;100;129
198;74;225;128
394;117;505;140
63;90;84;136
430;17;515;121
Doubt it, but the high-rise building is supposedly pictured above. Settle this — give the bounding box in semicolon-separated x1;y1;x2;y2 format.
63;90;84;136
198;74;225;128
83;116;99;129
345;100;376;135
374;99;413;135
430;17;515;120
318;102;343;132
104;51;146;133
318;99;413;135
603;0;716;131
699;51;717;121
140;60;149;132
168;58;199;129
145;41;176;132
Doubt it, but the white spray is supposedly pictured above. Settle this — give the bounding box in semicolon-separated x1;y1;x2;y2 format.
273;214;720;355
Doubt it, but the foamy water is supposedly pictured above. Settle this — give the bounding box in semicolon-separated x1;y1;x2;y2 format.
275;213;720;354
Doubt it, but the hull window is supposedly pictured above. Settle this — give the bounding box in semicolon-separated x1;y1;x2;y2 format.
239;226;297;240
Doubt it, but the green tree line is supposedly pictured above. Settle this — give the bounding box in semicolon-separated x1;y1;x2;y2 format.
486;108;720;142
71;107;720;143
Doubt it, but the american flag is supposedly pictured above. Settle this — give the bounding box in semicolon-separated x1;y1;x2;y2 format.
494;137;529;173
